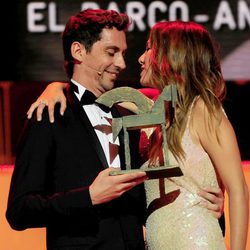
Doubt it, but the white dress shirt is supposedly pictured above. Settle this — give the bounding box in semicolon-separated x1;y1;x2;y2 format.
71;79;120;168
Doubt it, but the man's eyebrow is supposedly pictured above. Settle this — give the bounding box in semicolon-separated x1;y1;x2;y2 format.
105;45;127;54
105;46;119;51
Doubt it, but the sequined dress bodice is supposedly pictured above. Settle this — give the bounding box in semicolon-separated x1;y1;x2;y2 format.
142;97;226;250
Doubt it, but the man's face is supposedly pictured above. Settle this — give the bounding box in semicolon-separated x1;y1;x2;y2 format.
79;28;127;96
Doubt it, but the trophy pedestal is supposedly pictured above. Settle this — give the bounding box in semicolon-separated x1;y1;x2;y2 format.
109;165;183;179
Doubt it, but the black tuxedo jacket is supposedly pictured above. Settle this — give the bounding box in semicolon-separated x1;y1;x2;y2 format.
6;86;146;250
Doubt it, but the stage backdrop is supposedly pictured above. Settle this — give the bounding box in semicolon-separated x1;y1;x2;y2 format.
0;1;249;163
1;0;250;82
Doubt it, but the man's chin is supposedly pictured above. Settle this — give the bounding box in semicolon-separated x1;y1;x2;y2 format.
103;82;115;92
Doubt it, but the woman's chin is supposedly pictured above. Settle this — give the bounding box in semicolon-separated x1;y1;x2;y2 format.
140;79;150;87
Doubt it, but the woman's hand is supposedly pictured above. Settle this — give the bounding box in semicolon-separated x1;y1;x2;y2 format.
27;82;68;123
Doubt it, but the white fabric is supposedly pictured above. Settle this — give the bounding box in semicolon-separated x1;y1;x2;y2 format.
71;80;120;168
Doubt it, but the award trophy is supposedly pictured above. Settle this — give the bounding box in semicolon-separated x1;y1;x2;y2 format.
96;84;183;179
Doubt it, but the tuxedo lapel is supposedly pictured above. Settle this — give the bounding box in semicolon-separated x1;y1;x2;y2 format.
66;86;109;169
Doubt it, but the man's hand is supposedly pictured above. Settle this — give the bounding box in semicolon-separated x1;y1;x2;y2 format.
89;168;148;205
198;186;224;219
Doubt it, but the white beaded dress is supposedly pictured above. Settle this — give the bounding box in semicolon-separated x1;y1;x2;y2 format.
142;97;226;250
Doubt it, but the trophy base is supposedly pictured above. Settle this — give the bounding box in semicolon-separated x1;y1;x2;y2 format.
109;165;183;179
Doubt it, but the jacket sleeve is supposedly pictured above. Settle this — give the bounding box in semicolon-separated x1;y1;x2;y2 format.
6;111;94;231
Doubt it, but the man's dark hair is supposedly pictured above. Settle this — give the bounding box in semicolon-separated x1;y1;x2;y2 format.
62;9;130;78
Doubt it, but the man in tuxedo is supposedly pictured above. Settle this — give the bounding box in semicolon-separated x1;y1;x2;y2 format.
6;9;148;249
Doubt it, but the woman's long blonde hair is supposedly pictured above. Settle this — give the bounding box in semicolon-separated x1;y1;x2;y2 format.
147;21;226;164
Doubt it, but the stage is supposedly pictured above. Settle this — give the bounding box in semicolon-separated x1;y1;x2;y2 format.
1;163;249;250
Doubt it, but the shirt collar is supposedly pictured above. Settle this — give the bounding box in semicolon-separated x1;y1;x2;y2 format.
71;79;87;101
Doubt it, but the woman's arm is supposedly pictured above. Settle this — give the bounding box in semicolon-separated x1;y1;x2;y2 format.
27;83;226;220
27;82;68;123
194;99;249;250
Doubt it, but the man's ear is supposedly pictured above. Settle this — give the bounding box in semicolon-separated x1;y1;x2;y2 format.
71;42;85;63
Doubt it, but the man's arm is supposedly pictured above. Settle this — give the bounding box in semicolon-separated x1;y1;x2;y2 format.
7;109;148;230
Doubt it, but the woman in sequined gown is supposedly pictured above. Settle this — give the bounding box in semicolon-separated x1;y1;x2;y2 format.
142;98;226;249
138;21;248;250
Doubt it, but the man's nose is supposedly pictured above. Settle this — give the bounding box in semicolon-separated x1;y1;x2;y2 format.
115;54;126;70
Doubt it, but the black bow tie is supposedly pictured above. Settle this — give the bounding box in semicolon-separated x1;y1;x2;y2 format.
80;89;97;105
71;83;111;113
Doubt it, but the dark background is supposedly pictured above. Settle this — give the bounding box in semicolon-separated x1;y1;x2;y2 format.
0;0;250;163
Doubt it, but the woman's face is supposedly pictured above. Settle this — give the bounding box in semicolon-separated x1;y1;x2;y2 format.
138;41;152;87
